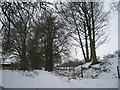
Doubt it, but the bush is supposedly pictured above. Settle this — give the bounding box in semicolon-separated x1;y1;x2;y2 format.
114;50;120;57
103;53;116;60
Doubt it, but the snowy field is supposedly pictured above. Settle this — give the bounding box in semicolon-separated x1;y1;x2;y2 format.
0;57;119;88
1;70;118;88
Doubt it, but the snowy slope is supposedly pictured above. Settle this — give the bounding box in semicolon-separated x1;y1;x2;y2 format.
98;57;118;79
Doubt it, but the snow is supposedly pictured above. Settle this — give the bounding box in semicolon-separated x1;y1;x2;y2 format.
0;70;2;87
0;57;119;88
0;60;2;87
81;62;91;68
90;64;101;68
75;62;91;70
2;70;69;88
98;57;118;79
2;70;118;88
83;57;118;79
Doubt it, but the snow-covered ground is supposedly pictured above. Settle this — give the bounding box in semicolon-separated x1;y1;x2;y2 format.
0;70;2;87
0;57;119;88
2;70;118;88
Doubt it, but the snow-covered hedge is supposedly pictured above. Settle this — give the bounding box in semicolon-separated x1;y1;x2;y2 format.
55;57;118;79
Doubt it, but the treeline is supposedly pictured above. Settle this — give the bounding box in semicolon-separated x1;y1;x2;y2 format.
0;2;109;71
103;50;120;60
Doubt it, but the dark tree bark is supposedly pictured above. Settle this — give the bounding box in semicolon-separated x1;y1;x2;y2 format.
47;37;54;71
84;22;90;62
45;31;54;71
90;2;99;65
71;9;87;62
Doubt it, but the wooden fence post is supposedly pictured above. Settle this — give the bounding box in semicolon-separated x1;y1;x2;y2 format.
117;66;120;78
81;67;84;78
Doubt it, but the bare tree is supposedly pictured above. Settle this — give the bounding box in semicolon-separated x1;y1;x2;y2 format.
0;2;71;71
0;2;35;70
55;2;109;64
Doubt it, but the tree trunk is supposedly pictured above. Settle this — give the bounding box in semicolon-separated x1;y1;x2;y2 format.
72;11;87;61
91;2;99;65
84;22;90;62
45;45;49;71
77;29;87;62
48;40;54;71
21;37;28;70
21;25;28;70
45;30;54;71
83;3;92;62
45;47;53;71
91;41;99;65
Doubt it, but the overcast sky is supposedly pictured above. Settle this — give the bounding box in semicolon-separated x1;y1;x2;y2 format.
97;2;118;57
71;2;118;60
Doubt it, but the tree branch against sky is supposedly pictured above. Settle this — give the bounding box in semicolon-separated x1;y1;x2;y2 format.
0;1;118;70
55;2;110;64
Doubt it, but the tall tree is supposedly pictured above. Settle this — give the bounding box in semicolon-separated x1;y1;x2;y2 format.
55;2;109;64
1;2;71;71
26;2;70;71
39;10;70;71
0;2;35;69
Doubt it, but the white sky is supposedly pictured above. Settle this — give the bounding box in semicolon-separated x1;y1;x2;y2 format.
97;2;118;57
70;2;118;60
